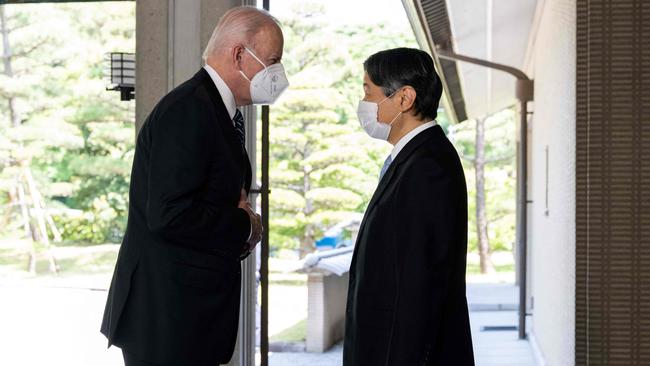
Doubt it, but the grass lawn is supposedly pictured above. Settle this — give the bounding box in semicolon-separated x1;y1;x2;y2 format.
0;244;118;275
270;318;307;343
466;251;516;283
0;237;119;288
466;261;515;275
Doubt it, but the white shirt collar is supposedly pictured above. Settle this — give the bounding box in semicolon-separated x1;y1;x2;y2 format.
390;121;437;161
203;64;237;120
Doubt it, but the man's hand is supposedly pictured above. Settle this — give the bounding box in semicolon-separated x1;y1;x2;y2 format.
238;189;263;253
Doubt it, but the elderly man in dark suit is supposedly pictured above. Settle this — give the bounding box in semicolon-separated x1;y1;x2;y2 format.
344;48;475;365
100;6;288;366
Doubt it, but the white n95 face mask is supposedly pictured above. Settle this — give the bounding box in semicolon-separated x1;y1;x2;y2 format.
356;91;402;140
239;47;289;105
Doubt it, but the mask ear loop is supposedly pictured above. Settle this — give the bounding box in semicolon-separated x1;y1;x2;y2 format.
238;46;269;82
378;88;399;105
388;111;402;126
239;70;252;82
379;88;404;125
244;47;269;69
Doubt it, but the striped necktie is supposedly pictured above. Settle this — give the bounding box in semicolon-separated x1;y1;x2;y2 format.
233;109;245;148
379;155;393;181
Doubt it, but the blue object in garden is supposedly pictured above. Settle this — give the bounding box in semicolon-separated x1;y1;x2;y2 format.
314;215;364;250
315;235;339;249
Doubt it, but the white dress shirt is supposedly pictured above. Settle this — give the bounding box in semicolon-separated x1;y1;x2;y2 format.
203;64;237;121
390;120;437;161
203;64;253;242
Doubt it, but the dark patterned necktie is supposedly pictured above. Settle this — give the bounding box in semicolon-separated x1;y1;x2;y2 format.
233;109;245;148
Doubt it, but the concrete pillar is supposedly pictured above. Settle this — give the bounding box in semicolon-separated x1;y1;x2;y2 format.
135;0;241;133
135;1;257;366
306;273;349;352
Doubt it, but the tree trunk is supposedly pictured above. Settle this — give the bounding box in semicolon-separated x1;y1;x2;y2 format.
1;189;14;226
24;167;58;273
16;180;36;274
475;117;495;274
0;5;20;127
299;161;314;257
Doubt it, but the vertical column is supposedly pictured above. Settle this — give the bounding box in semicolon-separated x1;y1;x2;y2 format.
168;0;202;90
134;0;168;133
306;273;349;352
135;0;241;133
307;274;325;352
575;1;650;364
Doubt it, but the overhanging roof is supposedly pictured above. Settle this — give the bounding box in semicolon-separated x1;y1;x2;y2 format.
402;0;467;124
403;0;537;122
298;246;354;276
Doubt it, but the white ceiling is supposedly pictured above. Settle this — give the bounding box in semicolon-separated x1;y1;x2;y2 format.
447;0;537;119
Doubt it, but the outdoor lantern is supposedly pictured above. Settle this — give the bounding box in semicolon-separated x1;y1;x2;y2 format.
105;52;135;101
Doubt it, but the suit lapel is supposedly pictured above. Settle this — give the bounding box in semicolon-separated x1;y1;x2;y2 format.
193;69;251;189
194;69;244;158
355;126;441;241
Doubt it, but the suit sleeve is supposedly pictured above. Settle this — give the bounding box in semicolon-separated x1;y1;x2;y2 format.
389;157;460;364
145;99;251;251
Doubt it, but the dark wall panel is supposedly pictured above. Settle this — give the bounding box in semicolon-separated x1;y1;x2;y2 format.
576;1;650;365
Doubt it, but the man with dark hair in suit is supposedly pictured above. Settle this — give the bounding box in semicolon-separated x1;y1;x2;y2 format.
100;6;288;366
344;47;475;365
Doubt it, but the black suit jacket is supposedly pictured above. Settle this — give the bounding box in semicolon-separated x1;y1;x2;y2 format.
100;68;252;366
343;125;475;366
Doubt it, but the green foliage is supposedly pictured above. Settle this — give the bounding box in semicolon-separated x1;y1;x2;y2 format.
0;2;517;260
0;3;135;244
267;4;416;253
53;210;114;245
449;109;517;252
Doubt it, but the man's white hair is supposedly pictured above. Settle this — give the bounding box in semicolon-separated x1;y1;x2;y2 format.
202;6;280;62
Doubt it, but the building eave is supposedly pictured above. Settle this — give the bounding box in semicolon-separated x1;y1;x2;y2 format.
402;0;468;124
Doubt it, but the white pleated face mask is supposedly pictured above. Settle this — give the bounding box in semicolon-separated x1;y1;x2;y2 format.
356;91;402;140
239;47;289;105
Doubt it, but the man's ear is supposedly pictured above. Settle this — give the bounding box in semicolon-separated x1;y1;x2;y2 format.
232;44;245;67
399;86;417;113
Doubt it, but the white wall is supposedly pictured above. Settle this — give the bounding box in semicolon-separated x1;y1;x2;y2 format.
526;0;576;365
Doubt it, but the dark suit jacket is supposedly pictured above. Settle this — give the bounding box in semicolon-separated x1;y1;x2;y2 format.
100;68;252;366
343;125;475;366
